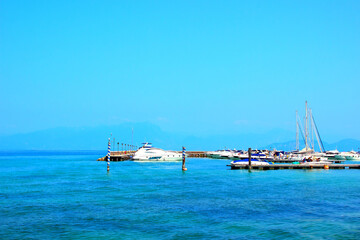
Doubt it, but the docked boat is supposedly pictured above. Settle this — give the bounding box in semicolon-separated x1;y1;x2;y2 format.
342;151;360;161
233;150;274;161
206;149;236;159
300;155;332;165
218;150;234;159
325;150;346;160
286;152;304;162
133;143;182;161
230;159;273;167
206;151;218;158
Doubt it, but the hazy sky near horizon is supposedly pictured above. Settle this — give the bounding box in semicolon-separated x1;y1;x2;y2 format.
1;0;359;141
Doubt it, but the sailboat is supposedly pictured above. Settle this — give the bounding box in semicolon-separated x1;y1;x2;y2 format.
291;101;334;164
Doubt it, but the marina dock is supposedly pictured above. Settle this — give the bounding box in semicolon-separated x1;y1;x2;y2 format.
97;151;135;161
229;164;360;170
97;150;349;163
97;151;208;161
97;150;360;170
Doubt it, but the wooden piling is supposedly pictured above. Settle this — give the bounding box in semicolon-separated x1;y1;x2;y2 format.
248;148;252;170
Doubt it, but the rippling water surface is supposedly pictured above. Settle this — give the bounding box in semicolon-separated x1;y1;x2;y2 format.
1;152;360;239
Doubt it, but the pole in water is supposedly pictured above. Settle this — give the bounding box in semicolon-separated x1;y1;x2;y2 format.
248;148;252;170
107;138;111;172
182;146;187;171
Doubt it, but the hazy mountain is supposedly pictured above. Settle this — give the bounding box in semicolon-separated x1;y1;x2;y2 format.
324;139;360;152
0;123;294;151
0;122;358;152
0;122;174;151
263;139;360;152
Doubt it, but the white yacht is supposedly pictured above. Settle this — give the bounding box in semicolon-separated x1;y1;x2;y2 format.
206;150;234;159
133;143;183;161
206;151;220;158
230;159;273;167
218;150;234;159
325;150;346;160
300;156;332;165
342;151;360;161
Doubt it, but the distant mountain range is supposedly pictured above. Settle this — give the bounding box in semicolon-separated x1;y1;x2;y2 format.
0;122;359;152
263;139;360;152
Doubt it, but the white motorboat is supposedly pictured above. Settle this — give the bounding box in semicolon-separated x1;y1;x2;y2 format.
206;150;235;159
133;143;182;161
286;153;304;162
206;151;218;158
233;150;274;161
230;159;273;167
342;151;360;161
325;150;345;160
218;150;234;159
300;155;332;165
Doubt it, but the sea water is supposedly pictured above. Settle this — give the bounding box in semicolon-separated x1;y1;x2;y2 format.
1;152;360;239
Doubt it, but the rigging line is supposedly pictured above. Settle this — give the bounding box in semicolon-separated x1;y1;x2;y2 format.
311;116;323;152
312;114;326;152
297;115;306;146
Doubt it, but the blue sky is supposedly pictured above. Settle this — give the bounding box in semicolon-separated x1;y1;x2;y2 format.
1;0;359;143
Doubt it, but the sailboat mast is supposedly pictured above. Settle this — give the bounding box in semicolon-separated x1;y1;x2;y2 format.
305;101;308;149
310;109;314;150
296;110;299;151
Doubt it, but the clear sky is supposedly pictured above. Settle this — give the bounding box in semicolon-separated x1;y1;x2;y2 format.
1;0;359;142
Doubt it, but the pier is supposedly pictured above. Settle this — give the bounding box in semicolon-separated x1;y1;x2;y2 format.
97;151;349;163
97;151;135;161
262;159;345;164
97;150;207;161
229;164;360;170
97;150;360;170
185;151;207;158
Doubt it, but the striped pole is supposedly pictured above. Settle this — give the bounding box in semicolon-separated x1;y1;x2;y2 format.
182;146;187;171
107;138;111;172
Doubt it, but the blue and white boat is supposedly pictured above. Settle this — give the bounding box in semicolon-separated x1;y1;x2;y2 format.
230;158;273;167
233;151;274;161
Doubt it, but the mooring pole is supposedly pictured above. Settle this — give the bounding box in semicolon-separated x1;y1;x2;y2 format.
107;138;111;172
248;147;252;170
182;146;187;171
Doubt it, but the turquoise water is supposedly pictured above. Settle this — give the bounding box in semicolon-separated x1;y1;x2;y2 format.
1;152;360;239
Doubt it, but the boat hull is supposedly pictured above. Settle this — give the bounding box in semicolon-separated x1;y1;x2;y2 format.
345;156;360;161
230;159;272;167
